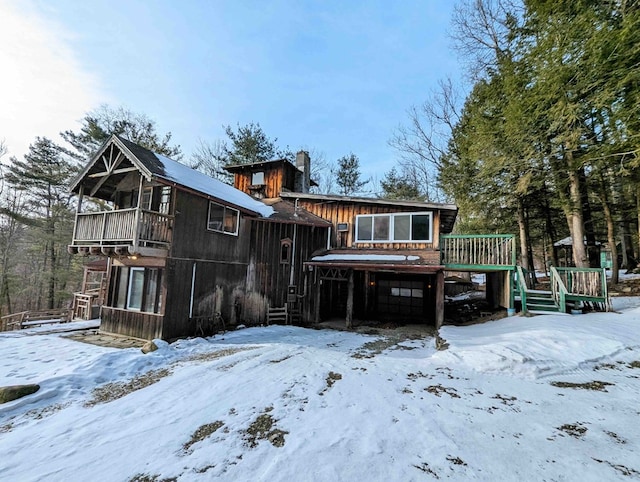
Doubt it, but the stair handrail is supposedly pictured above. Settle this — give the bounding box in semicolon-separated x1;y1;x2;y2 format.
549;266;568;313
516;265;529;314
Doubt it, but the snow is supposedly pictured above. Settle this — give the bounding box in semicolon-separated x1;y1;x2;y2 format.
154;153;274;217
312;254;421;262
2;306;640;481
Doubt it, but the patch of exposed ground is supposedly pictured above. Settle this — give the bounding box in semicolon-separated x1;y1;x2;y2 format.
320;371;342;396
557;423;588;438
128;474;177;482
425;385;460;398
182;421;225;453
85;368;172;407
413;462;440;478
243;409;288;448
550;380;614;392
185;347;256;363
592;458;640;477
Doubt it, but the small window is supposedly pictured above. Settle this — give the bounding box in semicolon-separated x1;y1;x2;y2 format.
208;201;239;235
252;171;265;185
127;268;145;310
159;186;172;214
280;238;292;264
140;187;153;210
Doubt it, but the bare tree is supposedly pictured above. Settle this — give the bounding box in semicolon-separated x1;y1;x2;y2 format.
189;138;231;183
389;78;462;202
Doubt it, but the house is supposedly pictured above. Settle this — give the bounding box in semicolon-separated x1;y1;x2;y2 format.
71;135;573;340
68;135;329;340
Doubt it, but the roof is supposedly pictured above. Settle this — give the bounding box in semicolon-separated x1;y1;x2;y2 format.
280;192;458;233
70;135;274;217
553;236;601;247
260;199;332;227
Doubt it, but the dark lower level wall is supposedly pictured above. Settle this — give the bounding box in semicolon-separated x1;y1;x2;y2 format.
100;306;164;340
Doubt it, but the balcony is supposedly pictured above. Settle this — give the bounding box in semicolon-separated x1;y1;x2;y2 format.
68;208;173;257
440;234;516;270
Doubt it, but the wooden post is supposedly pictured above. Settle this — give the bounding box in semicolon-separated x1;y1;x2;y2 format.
435;270;444;329
345;269;354;329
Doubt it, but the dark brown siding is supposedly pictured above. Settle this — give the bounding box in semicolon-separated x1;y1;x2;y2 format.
100;306;163;340
295;199;442;250
246;220;327;322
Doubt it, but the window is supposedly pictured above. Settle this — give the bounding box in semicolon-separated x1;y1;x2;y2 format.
280;238;292;264
127;268;145;310
112;266;163;314
355;212;433;243
252;171;265;185
159;186;172;214
140;187;153;210
208;201;239;235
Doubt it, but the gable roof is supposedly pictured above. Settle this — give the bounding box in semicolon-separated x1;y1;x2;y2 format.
70;135;274;217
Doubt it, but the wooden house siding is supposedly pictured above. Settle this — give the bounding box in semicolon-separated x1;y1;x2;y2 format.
233;163;297;199
294;199;441;251
169;190;252;260
246;220;328;322
100;307;164;340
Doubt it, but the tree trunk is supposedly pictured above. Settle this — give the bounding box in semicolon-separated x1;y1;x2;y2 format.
517;197;530;281
602;199;619;284
568;169;589;267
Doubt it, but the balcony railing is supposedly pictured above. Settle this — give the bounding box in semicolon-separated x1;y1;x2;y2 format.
72;208;173;249
441;234;516;269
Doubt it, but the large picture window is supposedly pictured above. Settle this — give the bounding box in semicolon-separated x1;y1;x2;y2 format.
111;266;163;314
207;201;239;235
355;212;433;243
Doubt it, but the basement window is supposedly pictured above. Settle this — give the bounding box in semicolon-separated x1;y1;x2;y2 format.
208;201;239;235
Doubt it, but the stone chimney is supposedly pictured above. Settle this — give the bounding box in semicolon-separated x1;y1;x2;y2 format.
295;151;311;193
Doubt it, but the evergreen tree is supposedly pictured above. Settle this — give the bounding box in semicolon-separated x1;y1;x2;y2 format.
61;105;182;161
221;122;293;165
4;137;78;309
335;153;369;196
379;167;422;200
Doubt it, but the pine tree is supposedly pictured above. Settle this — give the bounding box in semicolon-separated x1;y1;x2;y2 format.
221;122;292;165
335;153;368;196
60;105;182;161
379;167;422;200
4;137;79;309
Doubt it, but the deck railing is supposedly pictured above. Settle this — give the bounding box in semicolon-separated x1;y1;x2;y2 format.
72;208;173;247
549;266;568;313
441;234;516;268
554;267;610;309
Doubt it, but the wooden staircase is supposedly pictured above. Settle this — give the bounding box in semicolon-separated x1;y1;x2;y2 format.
515;265;609;315
524;289;562;314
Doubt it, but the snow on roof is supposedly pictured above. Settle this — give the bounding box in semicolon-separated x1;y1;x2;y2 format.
153;153;274;217
311;254;421;262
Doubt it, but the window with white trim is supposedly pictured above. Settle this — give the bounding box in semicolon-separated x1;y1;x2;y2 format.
355;212;433;243
252;171;265;185
207;201;239;235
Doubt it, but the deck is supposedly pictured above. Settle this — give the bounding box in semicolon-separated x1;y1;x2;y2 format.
68;208;173;257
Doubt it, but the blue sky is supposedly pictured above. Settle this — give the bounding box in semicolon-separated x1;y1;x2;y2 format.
0;1;461;185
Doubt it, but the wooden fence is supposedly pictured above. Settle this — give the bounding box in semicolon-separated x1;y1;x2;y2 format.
441;234;516;268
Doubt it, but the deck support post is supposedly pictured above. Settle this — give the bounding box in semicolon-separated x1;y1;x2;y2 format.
435;270;444;329
346;269;354;329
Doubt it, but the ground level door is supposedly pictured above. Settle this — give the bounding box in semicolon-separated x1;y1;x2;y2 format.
374;274;436;324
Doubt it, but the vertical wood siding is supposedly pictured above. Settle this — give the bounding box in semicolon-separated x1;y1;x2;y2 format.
294;200;441;250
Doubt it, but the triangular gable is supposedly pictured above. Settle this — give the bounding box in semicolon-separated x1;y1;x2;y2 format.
70;135;274;217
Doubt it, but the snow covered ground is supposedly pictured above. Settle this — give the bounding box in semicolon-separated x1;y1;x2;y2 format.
2;298;640;481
